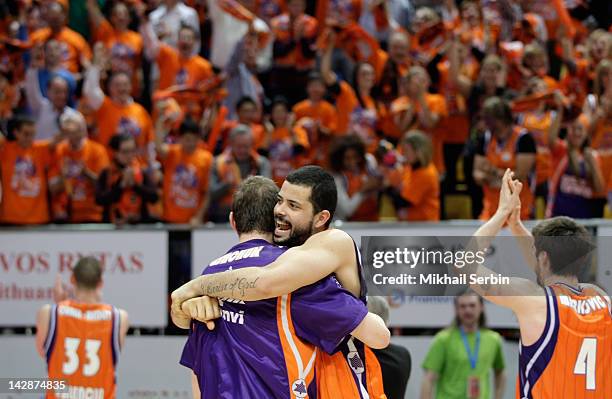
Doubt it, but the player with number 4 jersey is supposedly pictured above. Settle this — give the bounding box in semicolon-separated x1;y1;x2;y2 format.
36;257;129;399
467;169;611;399
518;283;612;399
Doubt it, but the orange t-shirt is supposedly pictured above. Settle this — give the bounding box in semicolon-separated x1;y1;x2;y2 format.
292;99;338;134
92;97;154;161
30;27;92;73
50;139;110;222
590;118;612;196
437;57;479;144
157;44;213;90
397;162;440;221
343;171;379;221
93;20;143;76
333;81;360;135
517;110;555;185
480;129;535;220
46;300;121;399
390;94;448;171
161;144;213;223
271;13;318;70
0;140;51;224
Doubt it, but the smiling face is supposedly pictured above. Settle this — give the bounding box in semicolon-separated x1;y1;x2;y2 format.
273;181;318;247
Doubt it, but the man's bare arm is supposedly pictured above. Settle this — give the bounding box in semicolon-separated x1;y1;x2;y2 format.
171;230;355;312
350;312;390;349
35;305;51;358
464;170;544;311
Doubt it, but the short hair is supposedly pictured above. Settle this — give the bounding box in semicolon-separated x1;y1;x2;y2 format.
531;217;594;278
236;96;256;112
178;23;197;37
59;110;86;132
367;296;389;326
306;71;324;85
232;176;278;235
11;114;36;131
229;124;252;141
285;166;337;227
329;135;367;173
109;133;135;151
402;130;433;167
482;96;513;125
179;117;200;136
73;257;103;290
47;74;69;90
271;95;290;111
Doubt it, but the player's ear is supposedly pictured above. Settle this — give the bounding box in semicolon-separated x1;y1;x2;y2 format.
229;212;237;232
70;275;76;286
313;210;331;229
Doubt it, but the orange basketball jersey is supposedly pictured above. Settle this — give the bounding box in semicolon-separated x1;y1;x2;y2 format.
517;283;612;399
45;300;122;399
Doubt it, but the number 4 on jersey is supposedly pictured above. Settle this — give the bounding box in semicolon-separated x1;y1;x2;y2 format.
573;337;597;390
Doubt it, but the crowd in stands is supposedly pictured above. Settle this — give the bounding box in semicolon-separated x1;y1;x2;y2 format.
0;0;611;225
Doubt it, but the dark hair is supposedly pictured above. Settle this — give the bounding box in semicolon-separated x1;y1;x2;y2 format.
286;166;337;227
178;23;197;37
307;71;324;85
482;96;514;125
236;96;257;112
329;135;367;173
531;217;594;278
11;114;36;131
454;294;486;327
47;74;69;90
179;117;200;136
109;133;135;151
73;257;103;290
271;95;290;111
232;176;278;235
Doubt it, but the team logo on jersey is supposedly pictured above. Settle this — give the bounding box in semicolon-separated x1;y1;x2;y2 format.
11;156;40;197
347;351;365;374
291;378;308;398
175;68;188;86
117;117;142;138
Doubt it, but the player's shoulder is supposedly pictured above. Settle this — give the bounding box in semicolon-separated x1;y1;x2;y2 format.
305;229;354;249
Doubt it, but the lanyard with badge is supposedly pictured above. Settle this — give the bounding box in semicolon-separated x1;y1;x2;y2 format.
460;327;481;399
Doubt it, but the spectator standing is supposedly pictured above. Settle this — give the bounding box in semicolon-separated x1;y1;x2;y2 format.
387;130;440;221
29;1;92;74
49;111;109;223
368;296;411;399
83;46;154;164
0;115;56;225
25;45;77;140
269;0;318;105
472;97;536;220
155;116;213;225
95;133;159;223
149;0;201;53
548;115;604;219
329;135;381;221
420;294;506;399
208;124;271;222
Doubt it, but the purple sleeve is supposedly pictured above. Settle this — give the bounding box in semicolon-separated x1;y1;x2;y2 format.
290;276;368;354
179;323;198;370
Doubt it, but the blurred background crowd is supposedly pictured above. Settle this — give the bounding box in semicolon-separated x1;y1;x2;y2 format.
0;0;611;226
